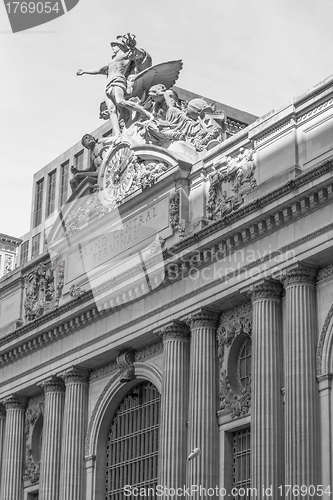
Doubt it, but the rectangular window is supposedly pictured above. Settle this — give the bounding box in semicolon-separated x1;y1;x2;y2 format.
31;233;40;259
232;428;251;499
46;170;57;217
20;240;29;266
34;178;44;228
74;150;84;170
59;160;69;207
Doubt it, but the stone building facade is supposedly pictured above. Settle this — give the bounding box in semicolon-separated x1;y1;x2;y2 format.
1;71;333;500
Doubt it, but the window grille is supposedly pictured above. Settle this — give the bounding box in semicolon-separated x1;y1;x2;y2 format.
20;240;29;266
105;381;160;500
238;338;251;389
74;150;84;170
60;161;69;207
31;233;40;259
232;428;251;499
34;178;44;227
46;170;57;217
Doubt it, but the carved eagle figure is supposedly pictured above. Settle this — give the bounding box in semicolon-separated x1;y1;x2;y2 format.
130;60;183;99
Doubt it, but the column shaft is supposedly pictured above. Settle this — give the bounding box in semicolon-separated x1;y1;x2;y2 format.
0;395;26;500
187;311;218;497
251;283;284;498
39;376;65;500
59;367;89;500
0;405;6;491
158;324;190;491
283;268;320;498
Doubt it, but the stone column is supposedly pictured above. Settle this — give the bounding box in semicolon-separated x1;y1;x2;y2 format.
0;395;26;500
39;376;65;500
158;322;190;492
187;309;219;497
282;266;320;497
0;404;6;491
59;367;89;500
317;374;332;500
250;281;284;499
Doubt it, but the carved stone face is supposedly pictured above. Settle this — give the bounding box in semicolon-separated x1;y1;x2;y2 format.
81;135;96;150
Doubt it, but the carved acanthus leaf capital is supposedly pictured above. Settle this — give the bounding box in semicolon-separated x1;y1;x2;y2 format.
186;309;219;329
3;394;27;411
0;404;6;418
38;375;65;394
158;322;190;341
249;281;282;301
281;266;317;287
60;366;90;385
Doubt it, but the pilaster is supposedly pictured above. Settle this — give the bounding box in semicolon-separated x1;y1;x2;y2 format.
0;405;6;491
59;367;89;500
38;376;65;500
250;281;284;498
0;395;27;500
282;266;320;497
158;322;190;493
187;309;219;497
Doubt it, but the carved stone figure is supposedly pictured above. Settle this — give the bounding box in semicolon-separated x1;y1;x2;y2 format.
207;147;256;220
77;33;182;141
70;134;114;192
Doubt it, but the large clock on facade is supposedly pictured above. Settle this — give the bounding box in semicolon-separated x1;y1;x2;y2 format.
98;142;136;205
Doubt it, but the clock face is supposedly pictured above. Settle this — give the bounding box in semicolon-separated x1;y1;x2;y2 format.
98;142;135;205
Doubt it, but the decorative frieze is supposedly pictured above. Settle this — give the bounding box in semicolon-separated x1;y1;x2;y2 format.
317;264;333;282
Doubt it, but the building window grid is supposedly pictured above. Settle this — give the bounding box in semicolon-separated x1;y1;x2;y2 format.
34;179;44;227
105;382;160;500
60;161;69;207
46;170;57;217
20;240;29;266
31;233;40;259
232;428;251;500
238;338;251;389
74;150;84;170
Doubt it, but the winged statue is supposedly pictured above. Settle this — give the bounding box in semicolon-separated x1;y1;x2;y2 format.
76;33;183;141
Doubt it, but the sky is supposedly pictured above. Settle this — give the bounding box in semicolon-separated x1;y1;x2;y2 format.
1;0;333;238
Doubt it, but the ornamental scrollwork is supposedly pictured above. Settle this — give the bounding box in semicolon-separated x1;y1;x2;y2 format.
117;349;136;382
207;148;256;221
25;395;44;484
24;260;64;322
217;303;252;416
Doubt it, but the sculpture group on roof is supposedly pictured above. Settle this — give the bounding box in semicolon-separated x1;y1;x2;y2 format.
76;33;222;152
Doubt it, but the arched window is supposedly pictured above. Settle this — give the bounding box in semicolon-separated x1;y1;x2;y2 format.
105;381;161;500
238;337;251;390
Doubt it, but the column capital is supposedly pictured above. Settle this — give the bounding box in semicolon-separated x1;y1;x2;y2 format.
281;264;317;287
59;366;90;385
249;280;282;301
0;404;6;418
157;321;190;342
2;394;27;411
186;309;219;329
38;375;65;394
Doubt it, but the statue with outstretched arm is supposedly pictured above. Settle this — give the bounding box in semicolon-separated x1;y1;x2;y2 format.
76;33;154;140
